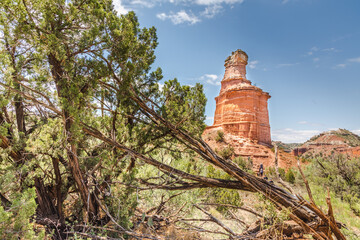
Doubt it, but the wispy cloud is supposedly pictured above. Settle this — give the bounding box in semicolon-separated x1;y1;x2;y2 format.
277;63;299;68
152;0;245;24
334;63;346;69
348;57;360;63
113;0;129;15
272;128;321;143
306;46;339;56
200;74;222;85
322;47;339;52
297;121;324;127
195;0;244;5
334;57;360;69
157;10;200;24
352;129;360;136
332;34;352;42
130;0;157;8
306;46;318;56
248;60;259;69
201;5;223;18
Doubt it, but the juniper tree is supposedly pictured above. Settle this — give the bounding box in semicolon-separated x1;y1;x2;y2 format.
0;0;208;237
0;0;346;239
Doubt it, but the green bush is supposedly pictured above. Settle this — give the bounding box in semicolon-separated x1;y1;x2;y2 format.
218;146;234;159
200;165;242;213
278;168;286;179
0;188;45;240
285;169;295;184
265;166;276;177
234;156;253;173
304;156;360;216
215;130;224;142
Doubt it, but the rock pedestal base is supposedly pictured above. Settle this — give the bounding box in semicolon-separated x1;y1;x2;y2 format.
203;127;297;172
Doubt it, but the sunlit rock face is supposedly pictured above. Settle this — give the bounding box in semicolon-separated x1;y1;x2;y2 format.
209;49;271;146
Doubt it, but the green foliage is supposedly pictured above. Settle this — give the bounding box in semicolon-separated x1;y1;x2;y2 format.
278;168;286;179
255;193;290;226
306;184;360;239
215;130;224;142
304;155;360;216
285;169;295;184
265;166;276;177
233;156;253;173
200;165;242;213
217;146;234;159
161;79;207;137
0;188;45;240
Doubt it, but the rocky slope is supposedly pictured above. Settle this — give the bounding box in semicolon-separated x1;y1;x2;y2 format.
202;127;298;171
293;129;360;158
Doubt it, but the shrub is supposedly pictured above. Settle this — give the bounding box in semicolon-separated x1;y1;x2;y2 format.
201;165;242;213
218;146;234;159
285;169;295;184
265;166;276;178
215;130;224;142
234;156;253;173
0;188;45;239
278;168;286;179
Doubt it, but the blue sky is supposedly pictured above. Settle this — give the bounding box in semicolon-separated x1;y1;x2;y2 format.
114;0;360;143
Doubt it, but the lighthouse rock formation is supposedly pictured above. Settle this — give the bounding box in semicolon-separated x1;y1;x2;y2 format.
212;49;271;145
203;50;296;170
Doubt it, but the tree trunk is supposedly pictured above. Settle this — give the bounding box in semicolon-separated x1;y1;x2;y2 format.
48;53;98;220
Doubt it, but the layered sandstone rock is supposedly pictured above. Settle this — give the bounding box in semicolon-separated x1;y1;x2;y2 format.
203;50;298;170
209;50;271;146
293;129;360;158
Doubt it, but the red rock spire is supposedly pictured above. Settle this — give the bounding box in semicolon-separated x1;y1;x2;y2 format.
210;49;271;146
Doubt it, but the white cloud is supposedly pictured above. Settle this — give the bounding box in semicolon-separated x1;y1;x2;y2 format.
322;47;338;52
200;74;221;85
158;83;164;91
131;0;156;8
154;0;244;24
306;46;339;57
297;121;324;127
157;10;200;24
313;57;319;62
348;57;360;63
248;60;259;69
195;0;244;5
277;63;299;68
311;47;319;51
113;0;129;15
201;5;223;18
334;63;346;69
272;128;321;143
352;129;360;136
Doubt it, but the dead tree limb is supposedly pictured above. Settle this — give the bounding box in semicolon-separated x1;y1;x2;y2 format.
194;204;237;237
297;157;315;205
199;203;263;218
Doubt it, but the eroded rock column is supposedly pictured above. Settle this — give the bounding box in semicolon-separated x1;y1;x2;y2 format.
209;49;271;146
